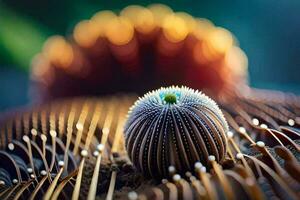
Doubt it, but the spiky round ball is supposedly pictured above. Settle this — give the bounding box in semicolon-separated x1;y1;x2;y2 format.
124;86;228;178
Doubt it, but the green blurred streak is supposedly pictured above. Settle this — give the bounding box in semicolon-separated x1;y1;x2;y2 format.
0;3;48;71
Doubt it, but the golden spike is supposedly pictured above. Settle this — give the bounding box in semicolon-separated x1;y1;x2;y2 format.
209;155;235;200
50;169;78;200
2;183;21;200
105;166;117;200
63;103;76;172
73;102;90;155
29;175;48;200
84;102;102;149
41;134;47;157
43;164;64;200
194;162;217;200
41;109;48;135
49;108;56;134
72;150;88;200
105;104;126;200
32;110;38;132
58;104;67;139
49;130;57;171
87;145;104;200
13;179;34;200
87;100;116;200
23;135;37;177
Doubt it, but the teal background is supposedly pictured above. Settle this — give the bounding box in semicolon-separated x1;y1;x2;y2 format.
1;0;300;110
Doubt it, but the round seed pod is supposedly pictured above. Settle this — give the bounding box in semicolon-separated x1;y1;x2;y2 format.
124;86;229;178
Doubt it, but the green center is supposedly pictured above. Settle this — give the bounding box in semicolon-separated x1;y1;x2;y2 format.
164;93;177;104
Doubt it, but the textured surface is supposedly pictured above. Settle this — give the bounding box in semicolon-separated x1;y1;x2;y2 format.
0;88;299;199
1;3;300;200
125;86;228;178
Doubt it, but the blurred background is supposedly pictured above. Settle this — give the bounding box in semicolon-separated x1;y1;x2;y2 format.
1;0;300;111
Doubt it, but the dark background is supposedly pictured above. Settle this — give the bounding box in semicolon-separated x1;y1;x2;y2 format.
1;0;300;111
